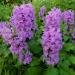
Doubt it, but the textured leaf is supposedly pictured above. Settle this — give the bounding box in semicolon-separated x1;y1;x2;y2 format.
26;67;41;75
69;55;75;64
29;57;40;67
63;43;75;51
63;36;70;42
28;38;42;54
44;67;58;75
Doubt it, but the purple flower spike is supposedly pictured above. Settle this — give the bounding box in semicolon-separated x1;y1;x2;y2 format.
10;3;37;42
9;3;37;64
41;7;62;65
0;3;37;65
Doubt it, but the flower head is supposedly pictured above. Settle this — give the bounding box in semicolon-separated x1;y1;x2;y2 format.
0;22;12;44
62;10;74;25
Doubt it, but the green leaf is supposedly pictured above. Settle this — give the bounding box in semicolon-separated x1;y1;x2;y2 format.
59;66;75;75
63;43;75;51
44;67;58;75
26;67;41;75
28;39;42;54
29;57;40;67
14;60;22;68
63;36;70;42
69;55;75;64
5;70;9;75
59;69;69;75
0;57;4;75
69;69;75;75
0;5;11;21
0;43;10;57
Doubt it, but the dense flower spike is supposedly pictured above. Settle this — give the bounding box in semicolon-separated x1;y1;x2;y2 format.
10;3;37;41
42;8;62;65
39;6;46;21
0;22;12;44
9;3;37;64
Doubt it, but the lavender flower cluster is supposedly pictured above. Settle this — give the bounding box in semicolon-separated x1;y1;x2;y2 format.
10;3;37;41
0;22;13;45
62;10;74;25
41;8;62;65
62;10;75;43
0;3;37;64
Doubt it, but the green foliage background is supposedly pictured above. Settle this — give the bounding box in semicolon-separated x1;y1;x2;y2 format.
0;0;75;75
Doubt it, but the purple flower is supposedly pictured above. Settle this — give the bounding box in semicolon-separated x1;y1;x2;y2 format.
18;50;32;64
10;37;28;54
39;6;46;21
0;22;12;44
62;10;74;25
46;53;59;65
0;3;36;64
18;52;24;63
18;49;32;64
10;3;37;41
10;36;32;64
23;51;32;64
41;7;62;65
62;10;75;42
9;3;37;64
39;6;46;17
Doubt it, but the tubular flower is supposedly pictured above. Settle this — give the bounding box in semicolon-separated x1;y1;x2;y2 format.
41;8;62;65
